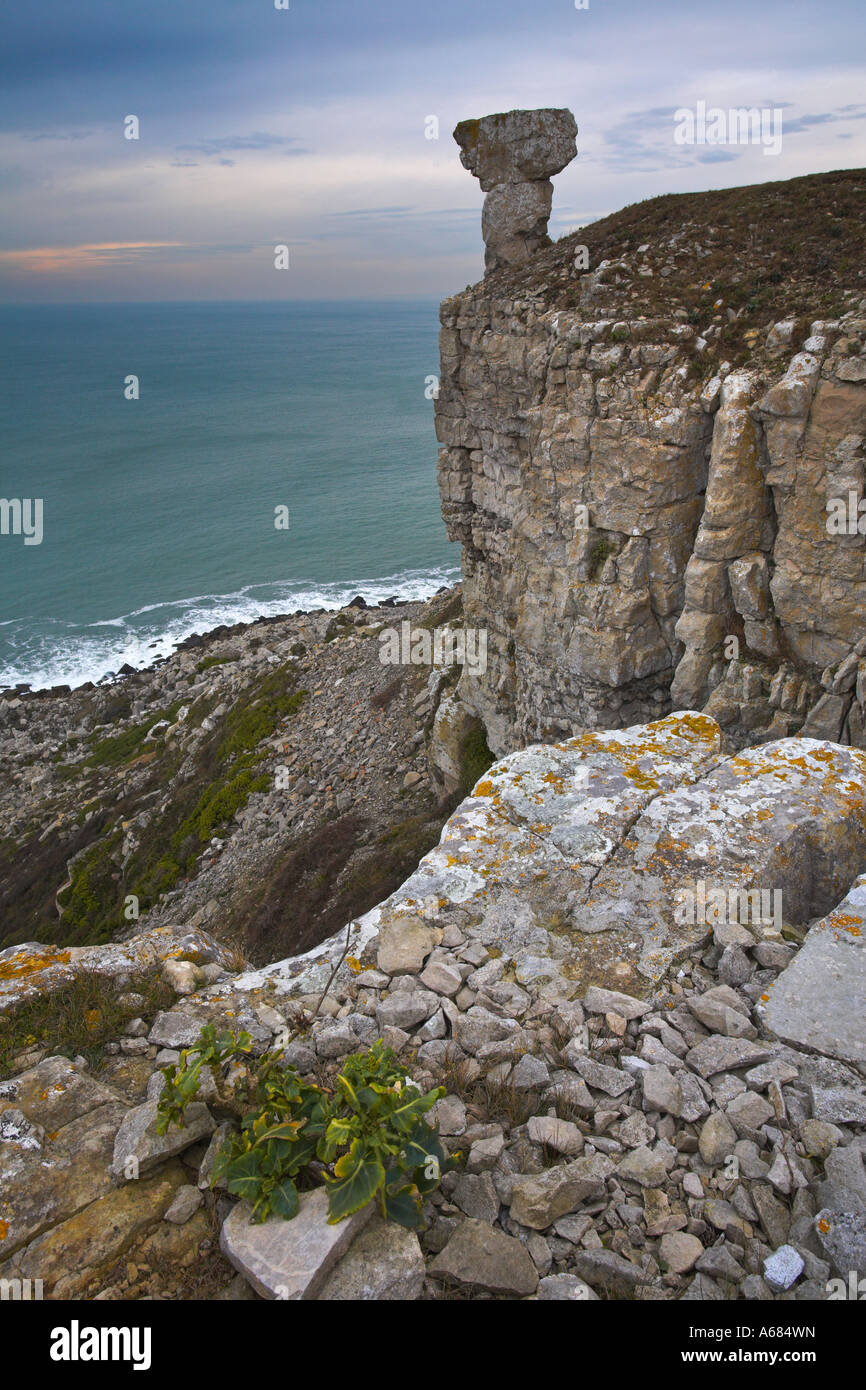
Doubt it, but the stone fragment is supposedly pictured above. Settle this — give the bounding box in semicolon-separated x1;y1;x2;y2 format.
454;1006;520;1054
111;1098;215;1180
164;1185;203;1225
584;987;652;1020
699;1111;738;1166
317;1215;425;1300
376;917;435;974
419;961;462;996
467;1133;505;1173
536;1274;599;1300
686;1037;771;1078
432;1094;466;1136
763;1244;804;1291
617;1145;669;1188
149;1011;206;1049
695;1243;746;1281
527;1115;584;1156
642;1065;683;1117
219;1189;373;1300
565;1050;636;1096
452;1172;500;1224
376;989;438;1031
811;1086;866;1127
764;873;866;1066
570;1248;651;1292
751;1184;791;1247
428;1218;539;1295
814;1209;866;1277
509;1154;614;1229
660;1231;704;1274
511;1053;549;1090
687;995;756;1039
162;959;204;995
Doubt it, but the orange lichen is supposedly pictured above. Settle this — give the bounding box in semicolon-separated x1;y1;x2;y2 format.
0;948;72;983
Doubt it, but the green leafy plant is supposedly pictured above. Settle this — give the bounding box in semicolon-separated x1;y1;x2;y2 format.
156;1031;455;1228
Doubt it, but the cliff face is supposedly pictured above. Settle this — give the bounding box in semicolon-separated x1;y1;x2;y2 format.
435;166;866;755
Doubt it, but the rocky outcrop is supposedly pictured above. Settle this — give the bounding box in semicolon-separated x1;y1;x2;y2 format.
437;124;866;757
6;712;865;1300
454;109;578;274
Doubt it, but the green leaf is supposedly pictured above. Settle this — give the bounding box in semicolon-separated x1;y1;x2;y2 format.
336;1074;360;1111
269;1176;300;1221
254;1120;304;1147
325;1116;355;1149
382;1182;424;1230
224;1150;265;1203
326;1140;384;1223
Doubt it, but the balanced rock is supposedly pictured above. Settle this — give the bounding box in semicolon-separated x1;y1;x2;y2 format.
454;108;577;273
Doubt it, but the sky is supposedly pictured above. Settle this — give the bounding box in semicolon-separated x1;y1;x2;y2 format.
0;0;864;302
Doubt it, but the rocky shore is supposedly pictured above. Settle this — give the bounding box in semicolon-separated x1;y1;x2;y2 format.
0;585;487;964
1;114;865;1305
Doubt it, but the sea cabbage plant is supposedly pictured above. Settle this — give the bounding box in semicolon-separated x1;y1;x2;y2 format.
156;1028;454;1228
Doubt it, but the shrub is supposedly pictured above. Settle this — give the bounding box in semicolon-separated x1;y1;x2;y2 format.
157;1031;454;1228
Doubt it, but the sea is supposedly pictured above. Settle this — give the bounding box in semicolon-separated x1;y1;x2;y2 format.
0;300;460;691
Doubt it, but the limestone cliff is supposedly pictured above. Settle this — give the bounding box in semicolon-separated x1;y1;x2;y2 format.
435;126;866;756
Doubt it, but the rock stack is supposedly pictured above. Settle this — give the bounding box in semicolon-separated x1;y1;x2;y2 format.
453;108;578;273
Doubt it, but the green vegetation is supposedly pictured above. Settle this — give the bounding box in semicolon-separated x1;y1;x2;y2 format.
85;703;183;768
459;721;494;793
56;829;124;944
0;969;174;1081
195;654;238;674
157;1031;454;1227
589;537;614;580
31;666;309;947
542;167;866;370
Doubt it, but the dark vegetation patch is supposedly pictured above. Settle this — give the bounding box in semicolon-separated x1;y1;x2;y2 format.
0;666;306;951
241;808;447;964
195;654;239;674
369;674;404;711
0;969;174;1081
458;719;495;792
483;168;865;369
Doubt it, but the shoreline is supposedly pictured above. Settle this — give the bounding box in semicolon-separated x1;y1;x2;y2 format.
0;584;456;702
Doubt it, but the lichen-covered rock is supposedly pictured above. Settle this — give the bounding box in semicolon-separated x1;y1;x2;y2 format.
0;925;235;1018
764;871;866;1065
110;1097;215;1180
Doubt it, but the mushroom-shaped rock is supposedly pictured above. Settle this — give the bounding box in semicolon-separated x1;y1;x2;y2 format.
453;107;577;273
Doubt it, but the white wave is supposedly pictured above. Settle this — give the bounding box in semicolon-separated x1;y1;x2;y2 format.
0;567;461;691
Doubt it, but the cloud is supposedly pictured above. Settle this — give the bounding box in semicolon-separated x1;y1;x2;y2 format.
0;241;185;276
696;148;742;163
176;132;307;157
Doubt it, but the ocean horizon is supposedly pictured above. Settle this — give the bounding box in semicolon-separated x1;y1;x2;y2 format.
0;299;459;690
